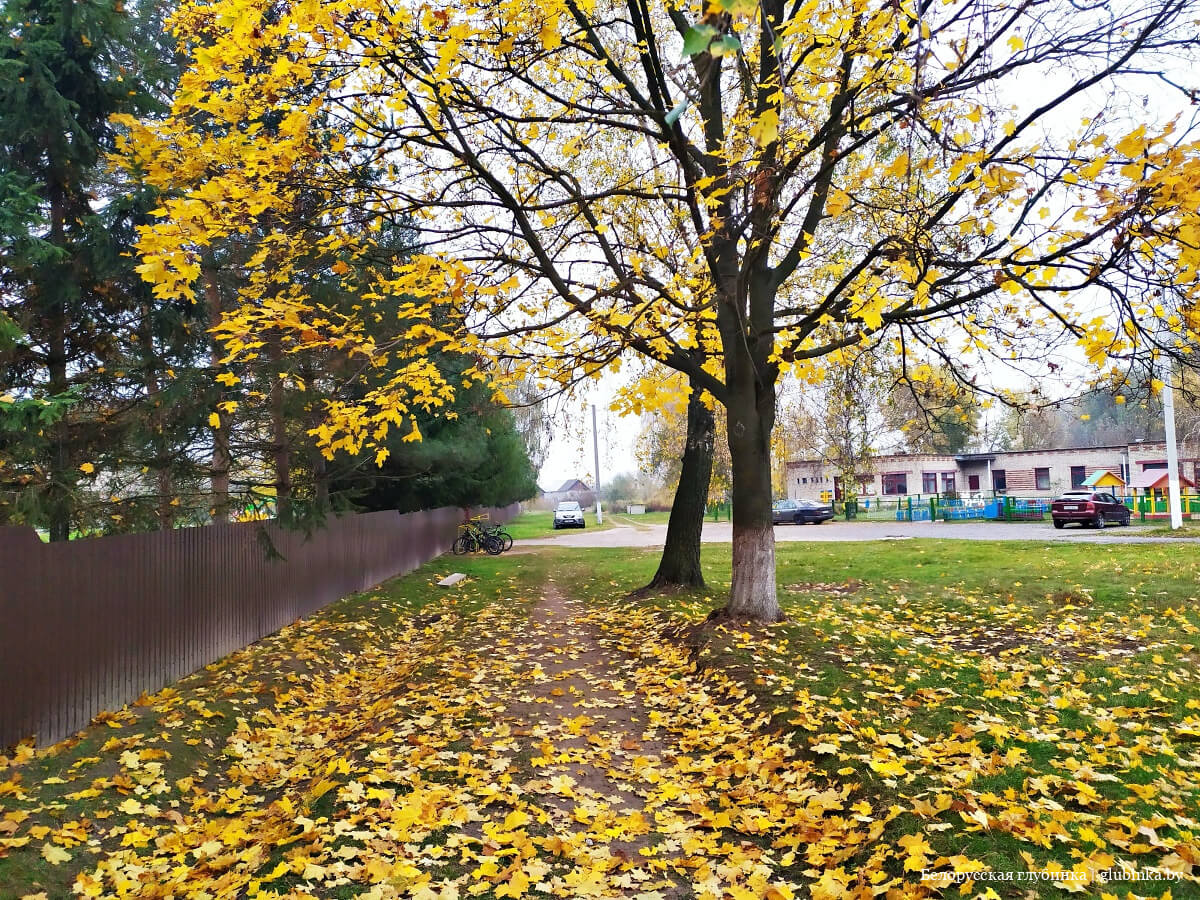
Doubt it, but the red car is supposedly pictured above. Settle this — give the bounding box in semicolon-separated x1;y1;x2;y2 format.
1050;490;1131;529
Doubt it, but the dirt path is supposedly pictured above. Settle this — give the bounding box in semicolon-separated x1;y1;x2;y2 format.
497;581;683;894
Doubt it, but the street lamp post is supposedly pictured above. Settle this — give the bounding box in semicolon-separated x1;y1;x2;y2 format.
591;404;603;524
1162;358;1184;530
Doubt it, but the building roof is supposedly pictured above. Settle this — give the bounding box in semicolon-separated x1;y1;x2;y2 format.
1129;470;1196;490
1082;469;1125;486
554;478;592;493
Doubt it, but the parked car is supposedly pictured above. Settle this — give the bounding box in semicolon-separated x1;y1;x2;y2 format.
1050;490;1131;529
772;498;835;525
553;501;586;529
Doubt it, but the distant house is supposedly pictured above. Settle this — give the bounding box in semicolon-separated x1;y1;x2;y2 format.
786;441;1200;501
543;479;595;507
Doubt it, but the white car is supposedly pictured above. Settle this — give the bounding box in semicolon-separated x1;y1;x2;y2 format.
553;501;585;528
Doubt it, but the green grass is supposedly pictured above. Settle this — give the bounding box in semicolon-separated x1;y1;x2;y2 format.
533;540;1200;897
3;538;1198;898
502;508;615;539
505;508;671;539
609;509;672;526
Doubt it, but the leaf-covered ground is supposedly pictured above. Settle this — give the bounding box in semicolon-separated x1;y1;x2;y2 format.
1;541;1198;899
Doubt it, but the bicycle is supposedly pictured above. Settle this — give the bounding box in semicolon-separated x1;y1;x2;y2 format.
452;517;509;555
481;522;514;552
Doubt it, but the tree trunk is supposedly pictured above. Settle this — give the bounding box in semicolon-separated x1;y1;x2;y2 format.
202;260;231;522
706;256;783;621
722;380;782;621
46;188;71;543
142;308;174;529
47;317;70;542
313;449;329;508
269;336;291;520
642;378;714;591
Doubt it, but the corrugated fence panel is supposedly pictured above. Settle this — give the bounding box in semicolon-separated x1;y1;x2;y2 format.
0;503;520;748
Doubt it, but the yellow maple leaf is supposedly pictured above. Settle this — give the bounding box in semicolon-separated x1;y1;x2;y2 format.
495;869;530;898
869;758;909;778
749;108;779;147
1114;126;1146;158
538;21;562;51
897;832;933;871
503;809;531;830
811;867;851;900
40;843;71;865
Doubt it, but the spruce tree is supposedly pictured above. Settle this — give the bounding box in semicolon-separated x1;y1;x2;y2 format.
0;0;143;539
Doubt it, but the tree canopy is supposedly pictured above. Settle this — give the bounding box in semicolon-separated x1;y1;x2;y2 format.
120;0;1200;617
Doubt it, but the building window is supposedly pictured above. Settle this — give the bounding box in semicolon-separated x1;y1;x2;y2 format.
802;477;808;484
1035;467;1051;491
968;474;980;491
922;472;937;494
993;470;1007;493
882;473;908;496
1142;461;1167;471
1071;465;1086;488
942;472;956;494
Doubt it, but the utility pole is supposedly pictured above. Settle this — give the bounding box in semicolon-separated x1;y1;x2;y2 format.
591;404;603;524
1162;358;1183;529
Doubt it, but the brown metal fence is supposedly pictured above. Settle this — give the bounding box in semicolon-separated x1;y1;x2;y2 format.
0;503;519;749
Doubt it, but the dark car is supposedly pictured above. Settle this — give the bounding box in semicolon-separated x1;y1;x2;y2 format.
772;498;835;525
1051;490;1131;529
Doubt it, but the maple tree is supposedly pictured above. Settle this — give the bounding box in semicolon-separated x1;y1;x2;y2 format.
123;0;1200;618
627;366;725;589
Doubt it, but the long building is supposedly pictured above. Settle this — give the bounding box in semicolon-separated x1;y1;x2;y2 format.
785;441;1200;501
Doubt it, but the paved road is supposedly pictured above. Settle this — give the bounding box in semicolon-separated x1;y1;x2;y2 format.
517;517;1200;549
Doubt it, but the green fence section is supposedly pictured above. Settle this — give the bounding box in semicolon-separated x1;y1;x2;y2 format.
770;494;1200;526
1126;494;1200;521
820;494;1200;524
837;498;933;521
927;494;1200;523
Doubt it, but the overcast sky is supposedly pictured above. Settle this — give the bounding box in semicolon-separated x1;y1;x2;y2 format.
536;378;638;492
